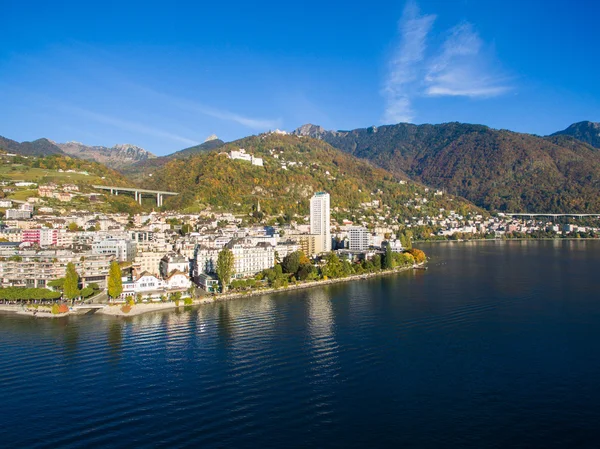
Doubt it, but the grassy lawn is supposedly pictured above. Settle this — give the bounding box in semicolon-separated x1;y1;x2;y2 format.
0;164;106;183
6;189;38;201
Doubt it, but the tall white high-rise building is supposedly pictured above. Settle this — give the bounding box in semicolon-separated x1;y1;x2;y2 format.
310;192;331;253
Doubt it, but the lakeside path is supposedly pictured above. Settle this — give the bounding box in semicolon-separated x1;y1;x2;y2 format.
0;263;425;319
100;263;425;317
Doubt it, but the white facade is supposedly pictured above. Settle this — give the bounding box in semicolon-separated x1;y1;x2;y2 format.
310;192;331;253
159;253;189;278
227;239;275;278
92;239;137;262
348;227;369;251
165;271;191;290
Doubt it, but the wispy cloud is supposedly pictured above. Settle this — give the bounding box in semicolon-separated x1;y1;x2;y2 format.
382;2;512;124
424;23;511;98
383;1;436;123
123;83;282;131
60;105;199;146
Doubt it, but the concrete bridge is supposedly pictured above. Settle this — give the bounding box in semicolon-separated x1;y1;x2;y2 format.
503;213;600;218
93;185;178;207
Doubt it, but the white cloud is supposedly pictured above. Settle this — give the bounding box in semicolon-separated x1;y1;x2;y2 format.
382;4;511;124
424;23;511;98
127;84;282;131
383;1;436;123
61;105;199;146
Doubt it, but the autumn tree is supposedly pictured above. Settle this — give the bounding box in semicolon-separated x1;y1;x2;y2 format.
107;261;123;300
216;248;235;292
63;262;80;301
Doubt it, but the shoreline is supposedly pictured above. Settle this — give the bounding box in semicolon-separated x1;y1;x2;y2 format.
415;237;600;244
0;263;425;319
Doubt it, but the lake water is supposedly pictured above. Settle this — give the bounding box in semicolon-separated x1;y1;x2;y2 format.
1;241;600;448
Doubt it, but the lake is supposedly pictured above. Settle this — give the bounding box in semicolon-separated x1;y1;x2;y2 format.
1;240;600;448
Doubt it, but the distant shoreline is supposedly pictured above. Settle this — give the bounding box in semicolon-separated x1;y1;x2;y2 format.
415;237;600;244
0;263;425;319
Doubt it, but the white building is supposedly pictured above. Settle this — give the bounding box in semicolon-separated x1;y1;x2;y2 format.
310;192;331;253
229;148;263;166
348;227;369;251
160;252;189;278
226;239;275;278
92;239;137;262
5;209;32;220
165;271;191;290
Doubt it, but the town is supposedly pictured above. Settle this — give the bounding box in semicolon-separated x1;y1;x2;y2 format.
1;175;598;312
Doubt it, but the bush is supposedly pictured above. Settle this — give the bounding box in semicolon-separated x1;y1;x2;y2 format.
51;303;60;314
126;297;135;307
58;304;69;313
121;305;131;314
184;297;193;305
174;299;180;307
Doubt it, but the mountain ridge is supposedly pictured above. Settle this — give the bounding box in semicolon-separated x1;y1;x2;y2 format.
292;121;600;213
551;121;600;148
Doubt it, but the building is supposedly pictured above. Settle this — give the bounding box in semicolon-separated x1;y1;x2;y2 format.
5;209;32;220
348;227;369;251
22;228;58;247
0;249;112;289
196;273;219;292
298;234;320;257
0;200;12;208
193;245;220;282
226;238;275;278
164;270;191;290
310;192;331;253
229;148;263;166
159;252;189;278
92;239;137;262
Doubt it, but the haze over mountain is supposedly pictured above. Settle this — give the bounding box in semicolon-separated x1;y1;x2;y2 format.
55;141;156;169
293;122;600;213
121;136;226;182
551;121;600;149
0;136;64;156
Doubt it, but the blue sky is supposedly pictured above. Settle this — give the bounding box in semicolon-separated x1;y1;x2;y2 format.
1;0;598;155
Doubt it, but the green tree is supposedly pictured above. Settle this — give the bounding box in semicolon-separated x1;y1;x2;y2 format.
282;251;303;274
67;222;79;232
321;253;345;279
383;244;394;269
216;248;235;291
107;261;123;300
63;262;80;300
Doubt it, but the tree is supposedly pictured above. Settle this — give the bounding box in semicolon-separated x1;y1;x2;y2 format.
48;278;65;290
216;248;235;291
321;253;345;279
80;287;94;299
406;248;426;264
107;261;123;300
63;262;80;300
67;222;79;232
383;244;394;269
282;251;302;274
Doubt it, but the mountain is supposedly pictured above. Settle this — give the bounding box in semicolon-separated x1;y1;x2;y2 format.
293;122;600;213
166;137;225;159
121;137;225;182
551;121;600;148
56;141;156;169
142;133;479;218
0;136;64;156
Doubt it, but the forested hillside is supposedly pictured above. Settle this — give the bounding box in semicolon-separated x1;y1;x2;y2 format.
143;133;479;219
294;123;600;212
